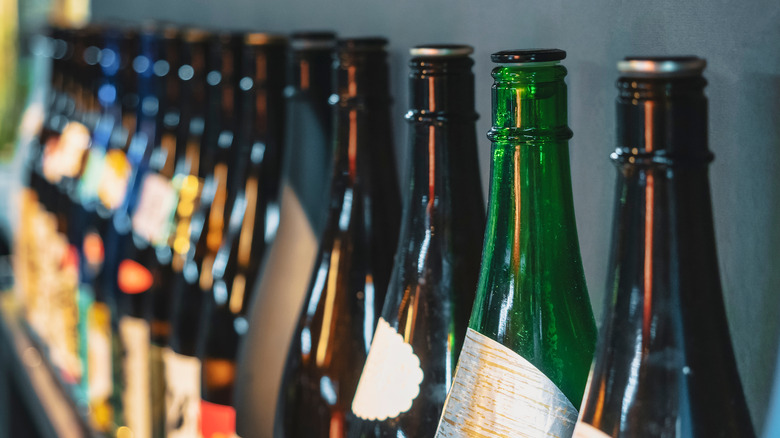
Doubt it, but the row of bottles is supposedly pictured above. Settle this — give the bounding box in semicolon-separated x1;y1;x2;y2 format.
12;19;766;438
17;23;286;437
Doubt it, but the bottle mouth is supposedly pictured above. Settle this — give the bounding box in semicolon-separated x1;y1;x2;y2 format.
290;31;337;50
338;37;388;51
410;44;473;57
183;28;210;43
618;56;706;77
244;32;287;46
491;49;566;64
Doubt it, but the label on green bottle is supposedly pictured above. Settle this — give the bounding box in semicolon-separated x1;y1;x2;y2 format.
119;316;152;437
164;347;201;438
351;317;424;421
435;328;577;438
572;422;611;438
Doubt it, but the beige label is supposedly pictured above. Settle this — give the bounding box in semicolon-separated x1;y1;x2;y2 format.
573;422;612;438
435;328;577;438
133;173;178;245
352;318;423;421
119;316;152;438
164;347;201;438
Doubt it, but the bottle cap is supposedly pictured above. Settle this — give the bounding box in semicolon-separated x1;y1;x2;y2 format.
410;44;473;57
618;56;706;77
290;31;337;50
183;28;210;43
244;32;287;46
338;37;388;51
491;49;566;64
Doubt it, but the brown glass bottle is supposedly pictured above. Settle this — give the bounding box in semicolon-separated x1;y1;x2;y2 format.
198;33;287;438
236;31;336;438
159;28;212;438
573;57;755;438
276;37;401;438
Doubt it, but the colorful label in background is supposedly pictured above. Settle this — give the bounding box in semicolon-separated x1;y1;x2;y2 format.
164;347;201;438
133;173;178;246
42;121;90;183
200;400;238;438
434;328;578;438
51;244;83;385
150;344;167;438
88;301;114;432
98;149;131;210
352;317;424;421
78;148;107;204
75;285;94;406
572;422;612;438
119;316;152;438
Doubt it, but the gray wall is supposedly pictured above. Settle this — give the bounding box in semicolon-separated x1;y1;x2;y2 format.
93;0;780;430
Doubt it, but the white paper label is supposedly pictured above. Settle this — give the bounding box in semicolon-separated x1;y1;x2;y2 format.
164;347;201;438
352;317;424;421
573;422;612;438
435;328;578;438
119;316;152;438
133;173;178;245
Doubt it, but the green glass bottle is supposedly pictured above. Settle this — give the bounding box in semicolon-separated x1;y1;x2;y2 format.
435;49;597;438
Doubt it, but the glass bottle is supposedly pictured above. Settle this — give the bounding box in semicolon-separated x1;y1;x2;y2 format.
198;32;287;438
349;44;485;438
276;36;401;438
572;56;755;438
164;30;240;438
435;49;597;438
236;31;336;438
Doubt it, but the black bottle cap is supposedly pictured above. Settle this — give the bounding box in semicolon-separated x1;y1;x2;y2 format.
491;49;566;63
338;37;387;51
410;44;473;57
618;56;706;77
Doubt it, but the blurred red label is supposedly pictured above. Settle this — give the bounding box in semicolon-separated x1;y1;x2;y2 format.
200;400;236;438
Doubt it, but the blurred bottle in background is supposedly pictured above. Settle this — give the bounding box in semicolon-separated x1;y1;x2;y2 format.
236;30;336;438
276;36;401;438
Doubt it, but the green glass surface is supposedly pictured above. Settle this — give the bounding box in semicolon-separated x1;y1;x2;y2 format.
469;62;597;408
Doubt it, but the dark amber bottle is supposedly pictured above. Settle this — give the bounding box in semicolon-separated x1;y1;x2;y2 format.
276;37;401;438
349;44;485;438
573;57;755;438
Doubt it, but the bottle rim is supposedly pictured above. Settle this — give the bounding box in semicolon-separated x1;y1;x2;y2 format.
491;49;566;64
338;37;388;51
183;28;210;43
244;32;287;46
618;56;706;77
410;44;473;57
290;31;337;50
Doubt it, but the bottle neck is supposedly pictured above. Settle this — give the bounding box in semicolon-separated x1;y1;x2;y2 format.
475;63;583;328
483;63;577;254
330;49;391;182
405;56;480;213
609;75;716;350
615;75;709;162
